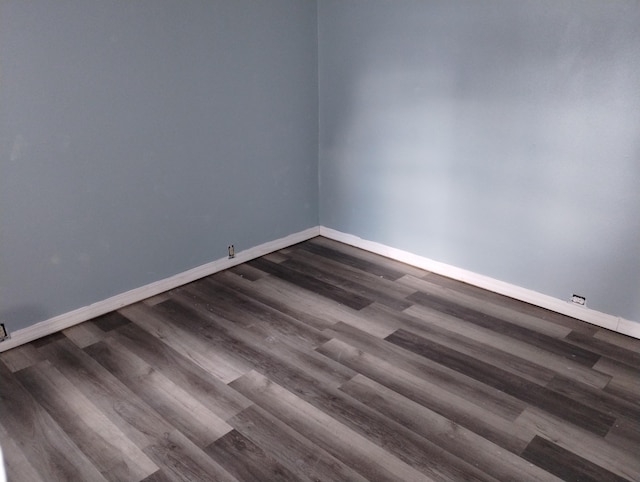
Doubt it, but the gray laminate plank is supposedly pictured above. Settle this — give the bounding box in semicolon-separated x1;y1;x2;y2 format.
310;236;429;278
228;263;268;281
0;343;42;372
142;429;239;482
317;337;533;454
605;416;640;455
398;274;572;338
0;361;108;481
364;302;557;385
215;269;338;331
603;379;640;408
514;408;640;481
303;237;408;280
286;244;417;301
30;331;66;348
223;343;497;481
566;330;640;368
546;375;640;421
85;338;233;448
62;321;108;348
407;290;601;367
228;404;369;482
142;292;173;306
248;257;373;310
112;322;252;421
184;276;331;349
593;357;640;395
15;360;158;481
251;273;400;337
165;294;357;389
386;328;615;436
521;435;629;482
325;320;527;421
120;303;251;383
420;270;599;335
340;374;561;482
404;303;612;389
205;429;300;481
141;470;174;482
219;262;398;339
36;337;176;450
229;370;434;482
93;311;132;332
0;420;46;482
263;251;288;263
279;253;413;311
594;328;640;352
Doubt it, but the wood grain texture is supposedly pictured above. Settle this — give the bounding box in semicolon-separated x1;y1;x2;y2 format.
406;290;602;367
0;361;108;481
404;303;612;388
385;328;616;436
1;236;638;481
15;361;158;481
316;337;534;454
521;435;628;482
0;420;46;482
420;270;600;335
227;404;369;482
514;408;640;480
398;274;573;338
364;301;558;385
84;338;233;448
205;429;299;481
230;370;432;482
339;374;561;482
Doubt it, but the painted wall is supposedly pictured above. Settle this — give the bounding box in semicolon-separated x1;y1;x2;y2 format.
0;0;319;331
319;0;640;322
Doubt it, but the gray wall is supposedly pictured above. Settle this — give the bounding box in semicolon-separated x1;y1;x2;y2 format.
319;0;640;322
0;0;319;331
3;0;639;334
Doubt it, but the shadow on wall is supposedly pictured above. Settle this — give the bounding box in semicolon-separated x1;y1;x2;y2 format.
319;0;640;321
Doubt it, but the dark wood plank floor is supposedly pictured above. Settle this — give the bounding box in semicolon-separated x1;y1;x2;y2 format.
1;236;639;481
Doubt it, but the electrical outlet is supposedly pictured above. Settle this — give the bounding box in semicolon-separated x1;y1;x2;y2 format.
228;245;235;259
570;294;586;306
0;323;9;342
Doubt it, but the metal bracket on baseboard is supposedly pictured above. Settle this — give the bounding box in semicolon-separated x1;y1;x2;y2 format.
0;323;10;342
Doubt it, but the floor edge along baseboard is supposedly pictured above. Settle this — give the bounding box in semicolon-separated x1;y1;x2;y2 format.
319;226;640;340
2;224;638;352
0;226;320;352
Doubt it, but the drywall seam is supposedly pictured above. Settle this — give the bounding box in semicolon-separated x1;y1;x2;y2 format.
0;226;320;352
319;226;638;340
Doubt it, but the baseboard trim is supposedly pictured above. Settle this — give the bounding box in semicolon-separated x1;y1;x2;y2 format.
0;226;320;352
617;318;640;339
3;224;637;352
319;226;639;339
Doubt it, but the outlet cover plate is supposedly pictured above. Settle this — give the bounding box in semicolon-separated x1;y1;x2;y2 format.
571;294;586;306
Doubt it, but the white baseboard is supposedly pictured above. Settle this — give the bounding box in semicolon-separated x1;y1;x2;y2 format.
617;318;640;339
3;224;638;352
319;226;639;340
0;226;320;352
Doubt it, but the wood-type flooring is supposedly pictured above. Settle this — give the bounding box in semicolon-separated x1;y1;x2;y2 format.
1;236;639;481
